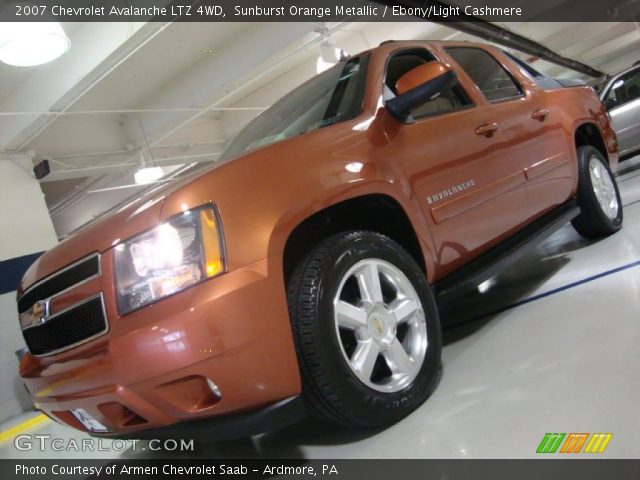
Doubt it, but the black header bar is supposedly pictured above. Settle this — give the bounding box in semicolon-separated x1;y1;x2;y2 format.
3;459;640;480
0;0;639;22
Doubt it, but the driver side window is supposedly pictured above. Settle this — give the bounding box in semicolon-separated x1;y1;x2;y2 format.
385;49;472;118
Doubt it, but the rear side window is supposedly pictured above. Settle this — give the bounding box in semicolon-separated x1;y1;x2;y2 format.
447;47;523;102
504;51;543;78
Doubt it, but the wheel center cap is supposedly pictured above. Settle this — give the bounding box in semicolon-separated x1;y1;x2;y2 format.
371;315;384;335
367;304;395;343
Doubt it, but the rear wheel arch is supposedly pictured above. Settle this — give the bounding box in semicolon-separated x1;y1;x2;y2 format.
282;194;430;285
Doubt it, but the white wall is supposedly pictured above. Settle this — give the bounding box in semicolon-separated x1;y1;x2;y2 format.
0;159;58;260
0;292;32;420
0;157;58;421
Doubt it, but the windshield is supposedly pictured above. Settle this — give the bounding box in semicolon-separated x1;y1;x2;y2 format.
220;55;369;160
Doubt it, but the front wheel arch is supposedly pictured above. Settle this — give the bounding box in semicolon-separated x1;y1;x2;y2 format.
282;193;430;285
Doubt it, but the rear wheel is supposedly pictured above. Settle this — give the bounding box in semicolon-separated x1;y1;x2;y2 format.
286;231;441;427
571;145;622;239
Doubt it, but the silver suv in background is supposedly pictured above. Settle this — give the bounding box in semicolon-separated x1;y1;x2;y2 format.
599;64;640;160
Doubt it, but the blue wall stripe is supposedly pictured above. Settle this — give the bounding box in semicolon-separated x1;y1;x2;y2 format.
0;252;43;295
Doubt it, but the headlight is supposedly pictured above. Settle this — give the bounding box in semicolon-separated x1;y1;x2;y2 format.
114;205;225;315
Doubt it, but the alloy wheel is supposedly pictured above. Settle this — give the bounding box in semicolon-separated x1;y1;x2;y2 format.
332;258;428;393
589;156;619;220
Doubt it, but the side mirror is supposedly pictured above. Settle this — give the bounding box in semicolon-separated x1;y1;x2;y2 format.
385;61;457;120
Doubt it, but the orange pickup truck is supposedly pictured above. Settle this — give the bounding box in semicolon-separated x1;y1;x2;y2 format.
17;41;622;438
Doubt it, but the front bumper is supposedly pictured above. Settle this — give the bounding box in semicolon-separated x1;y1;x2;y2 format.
94;396;306;440
20;255;302;437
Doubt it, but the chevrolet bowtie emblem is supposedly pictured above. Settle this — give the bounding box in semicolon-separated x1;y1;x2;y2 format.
373;317;384;334
27;300;50;327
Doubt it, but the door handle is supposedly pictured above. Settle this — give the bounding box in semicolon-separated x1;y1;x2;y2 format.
475;122;499;137
531;108;549;120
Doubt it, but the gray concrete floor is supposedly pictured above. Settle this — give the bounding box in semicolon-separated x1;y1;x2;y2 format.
2;156;640;459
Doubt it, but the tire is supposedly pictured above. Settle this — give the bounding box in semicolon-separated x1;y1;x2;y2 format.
571;145;623;239
286;230;442;427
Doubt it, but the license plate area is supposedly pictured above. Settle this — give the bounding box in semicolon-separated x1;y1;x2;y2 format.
71;408;109;432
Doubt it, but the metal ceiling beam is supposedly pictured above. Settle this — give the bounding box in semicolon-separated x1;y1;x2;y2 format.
374;0;604;78
49;23;349;201
120;22;347;152
0;22;164;151
40;151;220;182
0;107;265;117
444;21;604;77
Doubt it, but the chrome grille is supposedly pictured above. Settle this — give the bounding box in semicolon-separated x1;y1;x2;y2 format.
22;294;108;356
18;254;100;314
17;253;107;356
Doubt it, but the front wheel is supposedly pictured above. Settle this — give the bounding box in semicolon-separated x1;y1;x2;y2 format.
286;231;442;427
571;145;623;239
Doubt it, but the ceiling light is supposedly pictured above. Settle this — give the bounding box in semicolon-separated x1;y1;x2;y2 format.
316;54;337;74
316;42;346;74
0;22;71;67
134;166;164;185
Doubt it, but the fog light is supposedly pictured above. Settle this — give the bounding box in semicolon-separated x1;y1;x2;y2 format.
156;375;220;411
206;378;222;398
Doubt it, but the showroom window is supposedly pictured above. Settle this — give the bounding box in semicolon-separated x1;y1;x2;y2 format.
221;55;369;159
384;48;472;118
446;47;523;102
604;67;640;109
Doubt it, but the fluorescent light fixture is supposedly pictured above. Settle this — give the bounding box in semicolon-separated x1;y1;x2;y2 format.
0;22;70;67
316;42;346;74
134;166;164;185
317;54;337;73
